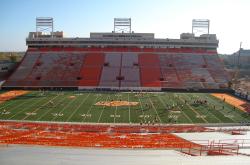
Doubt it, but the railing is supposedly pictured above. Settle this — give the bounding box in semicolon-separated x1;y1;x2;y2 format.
180;142;240;156
28;47;217;54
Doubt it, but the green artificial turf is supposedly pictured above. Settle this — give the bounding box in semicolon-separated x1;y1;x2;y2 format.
0;91;249;124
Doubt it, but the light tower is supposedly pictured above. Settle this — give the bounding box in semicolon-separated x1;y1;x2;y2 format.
192;19;210;36
36;17;54;38
114;18;131;33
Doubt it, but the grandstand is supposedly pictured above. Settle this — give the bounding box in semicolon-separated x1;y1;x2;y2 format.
2;18;250;164
2;19;230;91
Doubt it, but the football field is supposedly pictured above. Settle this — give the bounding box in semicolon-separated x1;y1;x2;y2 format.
0;91;250;124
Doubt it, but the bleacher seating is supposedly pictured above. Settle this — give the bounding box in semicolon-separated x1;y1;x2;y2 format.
139;53;161;87
99;53;121;87
62;53;84;86
3;47;230;90
203;55;230;85
26;53;85;87
79;53;104;86
3;52;40;86
158;53;228;89
120;53;140;87
159;54;182;88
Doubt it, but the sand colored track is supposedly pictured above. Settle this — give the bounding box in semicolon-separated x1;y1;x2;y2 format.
0;90;29;104
211;93;250;113
95;101;138;107
0;121;206;149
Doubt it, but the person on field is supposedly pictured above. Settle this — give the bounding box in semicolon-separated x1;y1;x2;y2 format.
49;101;54;106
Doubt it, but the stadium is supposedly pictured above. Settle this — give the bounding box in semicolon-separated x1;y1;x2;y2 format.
1;17;250;164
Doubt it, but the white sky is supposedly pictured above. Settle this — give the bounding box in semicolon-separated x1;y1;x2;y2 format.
131;0;250;54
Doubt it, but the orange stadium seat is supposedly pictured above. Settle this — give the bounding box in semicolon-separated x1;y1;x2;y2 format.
79;53;104;86
3;47;229;90
0;121;208;149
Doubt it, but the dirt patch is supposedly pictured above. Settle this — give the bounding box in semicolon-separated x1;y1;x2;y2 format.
95;101;138;107
68;96;76;99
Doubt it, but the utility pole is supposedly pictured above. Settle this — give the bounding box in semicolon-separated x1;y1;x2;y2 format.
237;42;242;69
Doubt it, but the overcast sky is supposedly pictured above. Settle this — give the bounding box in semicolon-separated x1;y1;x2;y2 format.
0;0;249;54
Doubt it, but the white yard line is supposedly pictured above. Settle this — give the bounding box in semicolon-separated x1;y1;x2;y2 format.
97;95;110;123
36;94;69;121
191;94;223;123
128;93;131;123
146;93;162;123
7;94;51;120
137;94;145;122
159;94;193;123
201;106;223;123
204;95;238;123
81;93;102;122
22;94;60;120
191;94;225;123
0;93;36;111
0;100;18;110
114;94;122;124
176;93;208;123
2;101;31;115
50;95;78;121
67;93;91;122
0;92;36;111
114;104;118;123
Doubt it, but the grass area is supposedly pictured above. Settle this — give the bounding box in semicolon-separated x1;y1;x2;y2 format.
0;52;24;62
0;91;250;124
